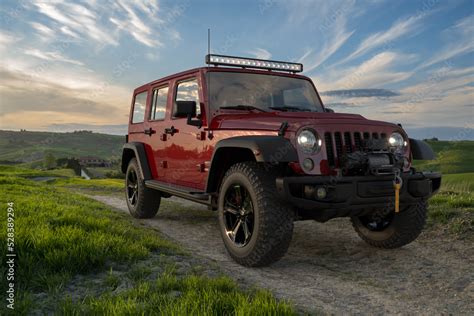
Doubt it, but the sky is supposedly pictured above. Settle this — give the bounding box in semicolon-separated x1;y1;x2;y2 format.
0;0;473;139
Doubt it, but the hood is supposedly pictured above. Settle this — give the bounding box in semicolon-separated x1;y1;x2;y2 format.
209;111;400;132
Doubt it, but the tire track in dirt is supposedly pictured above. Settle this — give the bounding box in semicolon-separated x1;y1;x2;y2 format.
90;195;473;315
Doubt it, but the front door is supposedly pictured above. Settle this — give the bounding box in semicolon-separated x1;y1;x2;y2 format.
162;76;206;190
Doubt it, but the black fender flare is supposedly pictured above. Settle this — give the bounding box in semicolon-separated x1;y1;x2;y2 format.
409;138;436;160
121;142;152;180
205;136;298;193
213;135;298;163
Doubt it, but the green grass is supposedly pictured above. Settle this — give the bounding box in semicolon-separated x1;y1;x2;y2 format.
0;168;294;314
426;173;473;236
53;177;124;194
413;141;474;174
0;165;76;178
61;272;295;315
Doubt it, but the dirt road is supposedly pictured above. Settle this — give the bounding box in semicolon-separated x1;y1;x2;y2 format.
91;195;473;315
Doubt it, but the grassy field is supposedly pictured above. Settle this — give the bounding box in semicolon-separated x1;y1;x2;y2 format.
0;130;124;163
0;169;295;315
1;139;472;314
413;140;474;174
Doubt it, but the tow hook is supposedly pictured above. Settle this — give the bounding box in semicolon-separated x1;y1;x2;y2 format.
393;171;403;213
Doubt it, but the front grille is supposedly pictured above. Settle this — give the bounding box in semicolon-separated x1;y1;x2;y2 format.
324;131;387;168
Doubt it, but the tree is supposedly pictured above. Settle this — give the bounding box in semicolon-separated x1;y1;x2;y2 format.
43;153;57;170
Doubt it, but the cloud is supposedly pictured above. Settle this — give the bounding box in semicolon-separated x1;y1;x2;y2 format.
315;51;414;91
0;68;119;116
24;48;84;65
417;15;474;70
293;0;356;73
0;31;19;50
247;48;272;60
110;0;161;47
29;22;55;40
33;1;118;46
336;15;422;65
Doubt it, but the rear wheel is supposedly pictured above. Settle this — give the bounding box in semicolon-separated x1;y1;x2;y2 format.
218;162;294;267
125;158;160;219
351;201;427;248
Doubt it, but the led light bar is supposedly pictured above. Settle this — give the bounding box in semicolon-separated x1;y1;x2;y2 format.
205;54;303;73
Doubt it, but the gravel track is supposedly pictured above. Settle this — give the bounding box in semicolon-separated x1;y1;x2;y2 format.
90;195;473;315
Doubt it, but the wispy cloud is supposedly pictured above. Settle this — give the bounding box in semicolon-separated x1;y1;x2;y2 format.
247;48;272;60
336;15;422;65
33;1;118;46
315;51;415;91
417;15;474;70
24;49;84;65
283;0;358;73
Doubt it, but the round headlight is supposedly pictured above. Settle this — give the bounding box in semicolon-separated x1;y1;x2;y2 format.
297;129;321;154
388;132;406;149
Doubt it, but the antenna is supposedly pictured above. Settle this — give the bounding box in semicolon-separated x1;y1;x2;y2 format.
207;28;214;139
207;28;210;111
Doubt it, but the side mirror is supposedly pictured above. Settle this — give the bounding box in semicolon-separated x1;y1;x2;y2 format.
175;101;196;118
175;101;202;128
324;107;334;113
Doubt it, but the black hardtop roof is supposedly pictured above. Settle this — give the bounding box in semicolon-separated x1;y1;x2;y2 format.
134;67;311;92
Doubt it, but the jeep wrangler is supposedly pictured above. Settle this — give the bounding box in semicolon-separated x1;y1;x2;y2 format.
122;54;441;267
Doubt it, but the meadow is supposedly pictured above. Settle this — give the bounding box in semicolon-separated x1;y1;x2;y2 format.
0;168;295;315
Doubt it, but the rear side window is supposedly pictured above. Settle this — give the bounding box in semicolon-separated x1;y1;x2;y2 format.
150;86;168;120
175;79;200;116
132;91;147;124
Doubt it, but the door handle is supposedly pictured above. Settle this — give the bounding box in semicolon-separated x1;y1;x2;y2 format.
144;127;155;136
164;126;178;136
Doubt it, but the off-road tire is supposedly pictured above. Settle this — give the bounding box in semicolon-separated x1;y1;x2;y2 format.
351;201;427;248
125;158;160;219
218;162;294;267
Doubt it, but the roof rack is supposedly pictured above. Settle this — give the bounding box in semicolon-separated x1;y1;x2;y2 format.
205;54;303;73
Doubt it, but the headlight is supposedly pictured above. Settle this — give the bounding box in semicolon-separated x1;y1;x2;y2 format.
297;129;321;154
388;132;407;150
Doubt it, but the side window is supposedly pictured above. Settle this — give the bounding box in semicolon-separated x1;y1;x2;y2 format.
150;86;168;120
175;79;200;116
132;91;147;124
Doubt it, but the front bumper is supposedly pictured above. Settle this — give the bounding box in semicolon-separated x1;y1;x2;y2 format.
276;171;441;221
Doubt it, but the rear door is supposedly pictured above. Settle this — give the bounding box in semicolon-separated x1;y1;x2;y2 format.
146;84;170;180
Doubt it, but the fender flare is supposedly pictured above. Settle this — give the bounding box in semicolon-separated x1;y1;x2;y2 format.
121;142;152;180
213;135;298;163
205;136;298;193
409;138;436;160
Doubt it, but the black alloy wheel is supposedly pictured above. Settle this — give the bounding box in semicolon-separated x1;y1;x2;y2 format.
223;184;255;247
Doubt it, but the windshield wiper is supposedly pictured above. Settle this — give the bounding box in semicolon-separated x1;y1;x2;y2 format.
269;106;313;112
219;105;267;112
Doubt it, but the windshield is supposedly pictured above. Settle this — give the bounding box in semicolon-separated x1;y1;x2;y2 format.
206;72;324;113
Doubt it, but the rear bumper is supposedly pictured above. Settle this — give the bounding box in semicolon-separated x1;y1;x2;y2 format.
276;172;441;221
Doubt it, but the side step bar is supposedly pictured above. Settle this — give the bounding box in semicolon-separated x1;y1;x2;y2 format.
145;180;211;206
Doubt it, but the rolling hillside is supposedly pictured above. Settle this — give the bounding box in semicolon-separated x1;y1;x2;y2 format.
0;131;472;174
0;130;124;163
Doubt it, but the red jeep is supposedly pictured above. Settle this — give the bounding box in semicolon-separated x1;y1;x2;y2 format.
122;54;441;267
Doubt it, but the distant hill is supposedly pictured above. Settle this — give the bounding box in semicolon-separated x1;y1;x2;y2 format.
0;130;124;163
413;140;474;174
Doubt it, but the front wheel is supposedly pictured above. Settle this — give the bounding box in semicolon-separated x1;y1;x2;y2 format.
351;201;427;249
218;162;294;267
